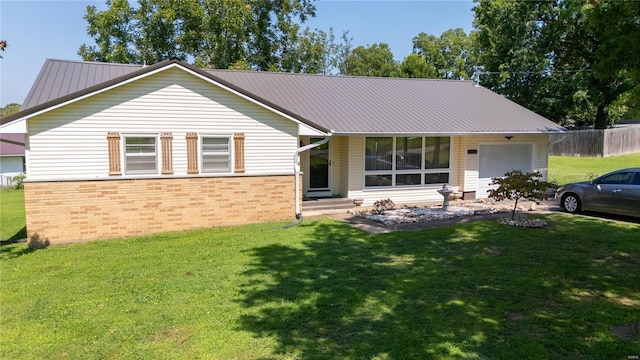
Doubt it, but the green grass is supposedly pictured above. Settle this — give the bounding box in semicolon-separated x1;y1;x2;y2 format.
0;189;27;242
549;153;640;185
1;215;639;359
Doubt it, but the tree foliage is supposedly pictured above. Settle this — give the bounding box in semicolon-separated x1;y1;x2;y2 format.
473;0;640;128
343;43;399;77
410;28;474;80
0;40;7;59
1;103;21;117
488;170;552;221
79;0;317;71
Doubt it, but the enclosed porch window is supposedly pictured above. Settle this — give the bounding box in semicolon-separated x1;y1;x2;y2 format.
365;136;450;188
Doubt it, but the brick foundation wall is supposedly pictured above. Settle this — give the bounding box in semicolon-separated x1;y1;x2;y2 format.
24;175;295;246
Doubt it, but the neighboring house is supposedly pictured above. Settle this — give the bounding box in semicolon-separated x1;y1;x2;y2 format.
0;58;564;245
0;133;25;187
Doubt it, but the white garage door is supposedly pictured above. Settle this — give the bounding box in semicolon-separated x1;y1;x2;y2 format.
477;144;534;198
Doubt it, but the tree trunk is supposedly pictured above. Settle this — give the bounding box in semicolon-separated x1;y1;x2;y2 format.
511;198;519;221
594;104;608;129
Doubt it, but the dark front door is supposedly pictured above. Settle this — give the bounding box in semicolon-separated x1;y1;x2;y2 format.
307;138;331;197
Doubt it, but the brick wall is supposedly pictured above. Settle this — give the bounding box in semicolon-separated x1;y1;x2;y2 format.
24;175;295;246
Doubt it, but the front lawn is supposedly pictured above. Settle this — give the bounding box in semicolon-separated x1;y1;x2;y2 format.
1;215;638;359
0;189;26;241
548;153;640;185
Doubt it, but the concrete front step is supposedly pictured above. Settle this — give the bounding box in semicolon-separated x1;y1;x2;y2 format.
302;197;356;213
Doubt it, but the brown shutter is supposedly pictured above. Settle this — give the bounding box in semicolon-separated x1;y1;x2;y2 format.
107;132;121;176
234;133;245;174
186;132;199;174
161;132;173;175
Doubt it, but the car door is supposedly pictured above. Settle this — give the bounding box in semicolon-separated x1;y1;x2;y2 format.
587;172;634;214
621;172;640;217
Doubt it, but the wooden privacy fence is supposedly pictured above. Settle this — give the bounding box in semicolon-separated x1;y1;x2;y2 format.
549;127;640;157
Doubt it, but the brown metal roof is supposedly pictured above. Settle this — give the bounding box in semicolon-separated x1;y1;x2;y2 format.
206;70;564;134
21;59;142;110
0;133;25;156
3;59;565;134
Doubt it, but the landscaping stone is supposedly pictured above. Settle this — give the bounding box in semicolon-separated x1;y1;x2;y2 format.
352;199;556;228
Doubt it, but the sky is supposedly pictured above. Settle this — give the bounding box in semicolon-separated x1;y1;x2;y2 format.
0;0;475;107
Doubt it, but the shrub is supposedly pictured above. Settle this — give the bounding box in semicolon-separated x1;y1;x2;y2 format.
372;198;395;214
488;170;552;220
11;173;25;190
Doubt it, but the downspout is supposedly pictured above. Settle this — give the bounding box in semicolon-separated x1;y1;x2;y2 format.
284;137;329;228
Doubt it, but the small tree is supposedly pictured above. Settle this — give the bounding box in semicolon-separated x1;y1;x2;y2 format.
488;170;552;220
0;40;7;58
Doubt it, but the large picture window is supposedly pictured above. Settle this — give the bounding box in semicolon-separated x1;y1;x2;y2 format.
365;136;450;188
201;136;231;173
124;135;157;174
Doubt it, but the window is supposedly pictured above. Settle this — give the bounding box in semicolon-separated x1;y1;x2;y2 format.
365;136;450;188
124;136;157;174
597;172;634;185
201;136;231;173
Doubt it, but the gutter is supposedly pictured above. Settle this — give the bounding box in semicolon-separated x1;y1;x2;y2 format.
285;137;330;228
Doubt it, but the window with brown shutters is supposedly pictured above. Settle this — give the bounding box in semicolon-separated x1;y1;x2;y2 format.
107;132;122;176
160;132;173;175
124;135;158;174
186;132;199;174
234;133;245;174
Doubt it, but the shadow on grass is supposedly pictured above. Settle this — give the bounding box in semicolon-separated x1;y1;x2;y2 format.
0;228;49;259
236;215;640;359
0;226;27;244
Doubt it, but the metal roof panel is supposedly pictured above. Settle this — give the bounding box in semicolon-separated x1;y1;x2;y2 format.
11;59;564;134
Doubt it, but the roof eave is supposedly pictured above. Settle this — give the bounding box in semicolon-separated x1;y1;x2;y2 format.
331;129;567;137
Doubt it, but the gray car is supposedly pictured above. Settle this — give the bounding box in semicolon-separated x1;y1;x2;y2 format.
555;168;640;218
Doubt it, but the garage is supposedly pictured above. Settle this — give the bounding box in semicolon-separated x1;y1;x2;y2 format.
477;143;534;198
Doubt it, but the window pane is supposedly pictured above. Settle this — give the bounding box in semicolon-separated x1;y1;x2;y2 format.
203;137;229;153
126;137;156;154
127;156;157;172
125;136;157;174
425;137;450;169
598;172;633;185
365;174;392;187
396;173;421;186
396;137;422;170
202;137;230;173
425;172;449;184
365;137;393;171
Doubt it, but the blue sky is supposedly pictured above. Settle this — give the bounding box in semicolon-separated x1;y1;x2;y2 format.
0;0;475;107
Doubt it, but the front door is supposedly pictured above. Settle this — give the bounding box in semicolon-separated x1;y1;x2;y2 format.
306;137;331;197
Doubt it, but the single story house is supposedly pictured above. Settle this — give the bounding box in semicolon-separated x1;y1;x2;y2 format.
0;133;25;187
1;58;564;246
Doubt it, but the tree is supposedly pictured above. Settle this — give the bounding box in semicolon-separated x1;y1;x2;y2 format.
473;0;640;128
1;103;21;117
79;0;316;70
280;27;338;74
412;28;474;80
78;0;138;63
334;31;353;75
399;53;437;78
488;170;552;221
343;43;399;77
0;40;7;59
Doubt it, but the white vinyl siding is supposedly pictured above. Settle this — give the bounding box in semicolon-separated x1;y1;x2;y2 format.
0;156;25;176
26;67;298;181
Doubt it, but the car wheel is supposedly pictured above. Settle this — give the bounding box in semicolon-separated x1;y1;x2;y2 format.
562;193;581;214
